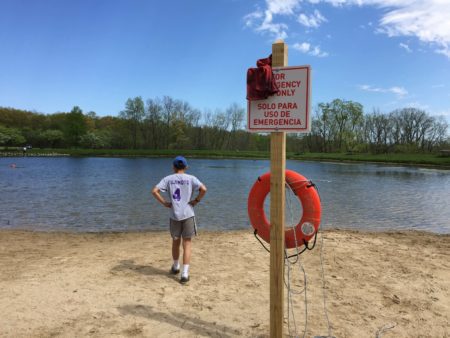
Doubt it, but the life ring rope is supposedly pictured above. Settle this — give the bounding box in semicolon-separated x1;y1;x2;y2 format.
253;228;318;258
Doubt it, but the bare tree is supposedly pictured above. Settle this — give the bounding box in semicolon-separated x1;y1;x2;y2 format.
365;109;391;153
225;103;244;149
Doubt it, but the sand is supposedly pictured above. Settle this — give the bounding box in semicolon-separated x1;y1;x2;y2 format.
0;229;449;338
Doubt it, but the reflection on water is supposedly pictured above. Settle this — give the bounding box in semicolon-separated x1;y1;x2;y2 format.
0;157;449;233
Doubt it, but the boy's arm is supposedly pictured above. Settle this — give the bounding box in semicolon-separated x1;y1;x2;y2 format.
189;184;207;206
152;186;172;208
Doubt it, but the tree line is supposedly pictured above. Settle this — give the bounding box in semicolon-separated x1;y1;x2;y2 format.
307;99;448;153
0;97;448;153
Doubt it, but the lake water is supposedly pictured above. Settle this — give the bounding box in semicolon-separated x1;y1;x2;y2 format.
1;157;449;234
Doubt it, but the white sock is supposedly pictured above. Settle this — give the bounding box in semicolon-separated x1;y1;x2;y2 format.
173;260;180;269
182;264;189;277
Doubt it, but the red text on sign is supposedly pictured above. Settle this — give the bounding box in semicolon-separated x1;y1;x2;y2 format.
257;102;298;110
263;111;291;117
253;118;302;126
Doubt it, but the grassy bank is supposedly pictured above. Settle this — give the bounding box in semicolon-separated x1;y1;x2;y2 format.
290;152;450;167
2;147;450;167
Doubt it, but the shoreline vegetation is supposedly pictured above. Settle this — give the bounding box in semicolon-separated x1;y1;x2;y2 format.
2;148;450;168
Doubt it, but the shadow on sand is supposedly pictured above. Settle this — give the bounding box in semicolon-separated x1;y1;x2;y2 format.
118;304;241;337
110;259;169;277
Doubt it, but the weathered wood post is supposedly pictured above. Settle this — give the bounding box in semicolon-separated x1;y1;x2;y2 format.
270;39;287;338
247;38;310;337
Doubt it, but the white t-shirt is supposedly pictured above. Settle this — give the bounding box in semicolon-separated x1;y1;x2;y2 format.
156;173;203;221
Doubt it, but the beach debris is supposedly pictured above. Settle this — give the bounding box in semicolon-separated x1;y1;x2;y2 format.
392;294;400;304
375;322;397;338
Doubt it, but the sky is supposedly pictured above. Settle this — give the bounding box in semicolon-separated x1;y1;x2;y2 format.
1;0;449;120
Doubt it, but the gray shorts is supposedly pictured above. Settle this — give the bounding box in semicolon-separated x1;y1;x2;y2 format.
170;216;197;239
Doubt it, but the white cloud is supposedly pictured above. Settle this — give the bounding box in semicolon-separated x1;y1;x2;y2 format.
244;7;289;39
321;0;346;6
399;42;411;52
244;0;450;59
360;84;384;94
404;101;430;110
298;9;327;28
310;46;329;57
259;10;289;39
376;1;450;44
293;42;311;53
360;84;408;98
267;0;301;15
439;109;450;117
360;22;373;29
244;10;264;28
244;1;301;39
390;86;408;97
436;46;450;58
330;0;450;58
293;42;329;57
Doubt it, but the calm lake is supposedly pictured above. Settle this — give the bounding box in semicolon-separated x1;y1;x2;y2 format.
1;157;449;234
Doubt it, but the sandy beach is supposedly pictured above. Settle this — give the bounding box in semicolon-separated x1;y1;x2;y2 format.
0;229;448;338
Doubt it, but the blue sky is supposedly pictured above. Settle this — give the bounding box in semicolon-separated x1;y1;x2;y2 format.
1;0;449;120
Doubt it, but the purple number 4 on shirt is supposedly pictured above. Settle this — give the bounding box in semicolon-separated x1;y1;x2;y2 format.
173;188;181;201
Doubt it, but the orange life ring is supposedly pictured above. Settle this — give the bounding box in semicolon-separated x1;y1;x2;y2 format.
248;169;321;249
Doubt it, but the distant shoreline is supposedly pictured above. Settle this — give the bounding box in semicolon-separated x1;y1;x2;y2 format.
2;149;450;169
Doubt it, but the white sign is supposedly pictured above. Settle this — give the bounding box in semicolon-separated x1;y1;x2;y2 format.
247;65;311;132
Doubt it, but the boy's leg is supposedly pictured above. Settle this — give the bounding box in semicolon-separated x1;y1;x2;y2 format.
170;219;182;273
181;238;191;281
170;238;181;274
172;238;181;261
180;217;195;282
182;238;191;265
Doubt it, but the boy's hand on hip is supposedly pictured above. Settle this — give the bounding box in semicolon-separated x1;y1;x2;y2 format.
164;201;172;208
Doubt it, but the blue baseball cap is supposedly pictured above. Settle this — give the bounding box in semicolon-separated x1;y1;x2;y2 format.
173;156;188;169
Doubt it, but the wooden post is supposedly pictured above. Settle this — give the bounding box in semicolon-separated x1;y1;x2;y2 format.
270;40;287;338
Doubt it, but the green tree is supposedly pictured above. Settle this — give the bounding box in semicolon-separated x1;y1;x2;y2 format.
169;119;190;149
39;129;65;148
0;125;26;147
120;97;145;149
161;96;177;149
144;98;163;149
313;103;333;152
329;99;363;151
79;131;111;149
65;106;87;147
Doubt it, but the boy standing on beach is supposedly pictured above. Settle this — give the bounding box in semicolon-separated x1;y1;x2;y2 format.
152;156;207;284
